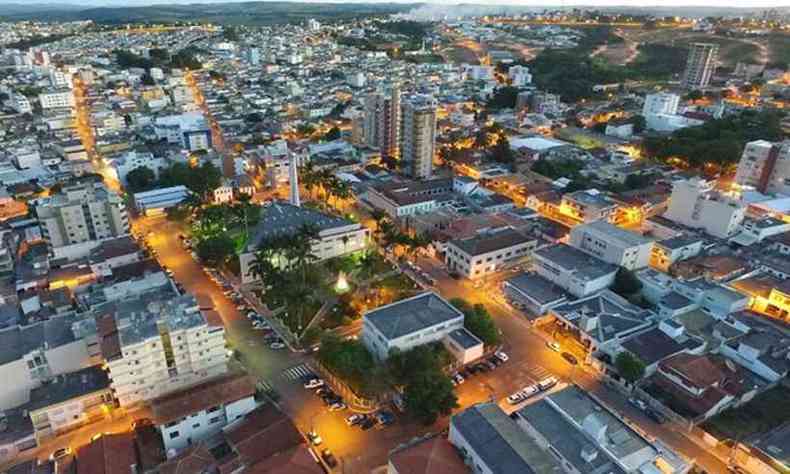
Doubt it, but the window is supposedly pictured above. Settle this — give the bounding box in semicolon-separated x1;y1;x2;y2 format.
209;416;222;424
192;423;200;429
169;431;180;439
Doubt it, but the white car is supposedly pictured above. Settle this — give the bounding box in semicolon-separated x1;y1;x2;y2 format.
547;341;561;352
495;351;509;363
521;384;539;399
270;342;286;350
346;414;365;426
50;447;72;461
304;378;324;389
329;402;347;412
507;391;526;405
307;431;322;446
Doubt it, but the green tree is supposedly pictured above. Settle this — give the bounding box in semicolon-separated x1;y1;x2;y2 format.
196;234;235;266
403;372;458;425
615;351;646;383
450;299;500;346
125;166;156;193
488;136;514;165
684;90;704;101
612;268;642;296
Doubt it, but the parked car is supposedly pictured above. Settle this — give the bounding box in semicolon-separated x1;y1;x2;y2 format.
495;351;509;362
346;414;365;426
307;431;322;446
537;376;558;391
547;341;561;352
375;411;395;426
645;408;666;424
360;417;376;430
629;397;648;411
316;387;333;397
270;342;286;350
304;378;324;389
452;373;465;385
321;449;338;468
50;447;72;461
483;360;497;370
561;352;578;365
488;356;503;367
507;391;527;405
131;418;152;430
329;402;347;412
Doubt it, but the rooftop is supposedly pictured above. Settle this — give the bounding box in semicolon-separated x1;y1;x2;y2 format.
447;328;483;350
150;371;256;425
621;326;704;367
26;365;110;412
449;228;534;257
451;403;555;474
389;435;468;474
0;313;77;366
752;422;790;467
248;201;357;250
364;292;464;341
574;220;652;247
505;272;569;305
533;244;618;281
551;290;653;343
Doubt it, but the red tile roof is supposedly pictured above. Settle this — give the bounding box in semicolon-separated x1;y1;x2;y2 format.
245;445;323;474
150;372;255;425
389;435;467;474
76;432;138;474
224;404;304;466
158;443;216;474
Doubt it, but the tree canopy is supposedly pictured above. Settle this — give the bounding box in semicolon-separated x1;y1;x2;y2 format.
387;344;458;425
125;166;157;193
158;162;222;201
449;298;500;347
615;351;646;383
612;268;643;297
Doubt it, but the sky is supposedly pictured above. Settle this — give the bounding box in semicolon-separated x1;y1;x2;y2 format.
7;0;790;5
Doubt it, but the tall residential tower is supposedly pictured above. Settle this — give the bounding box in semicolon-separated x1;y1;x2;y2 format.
682;43;718;89
401;94;438;180
363;85;401;159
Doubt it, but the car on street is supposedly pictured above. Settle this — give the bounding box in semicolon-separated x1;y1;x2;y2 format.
561;352;578;365
452;373;465;385
375;411;395;426
507;391;527;405
537;376;558;391
547;341;561;352
645;408;666;424
132;418;152;430
483;360;497;370
329;402;346;412
360;417;376;430
269;342;286;350
346;414;365;426
629;397;648;411
495;351;509;362
307;431;322;446
50;447;72;461
316;387;333;396
304;378;324;389
321;449;338;468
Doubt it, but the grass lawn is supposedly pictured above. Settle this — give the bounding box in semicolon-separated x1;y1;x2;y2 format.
701;385;790;441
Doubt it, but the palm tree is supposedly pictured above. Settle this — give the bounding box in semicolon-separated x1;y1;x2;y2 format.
299;162;318;199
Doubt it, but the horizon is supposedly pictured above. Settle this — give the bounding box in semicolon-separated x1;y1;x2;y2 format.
2;0;789;7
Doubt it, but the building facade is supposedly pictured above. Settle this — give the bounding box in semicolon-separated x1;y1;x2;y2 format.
569;220;654;270
735;140;790;196
363;86;401;158
682;43;718;89
400;94;437;180
664;178;745;239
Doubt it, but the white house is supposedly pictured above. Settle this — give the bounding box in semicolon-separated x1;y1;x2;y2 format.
532;244;618;298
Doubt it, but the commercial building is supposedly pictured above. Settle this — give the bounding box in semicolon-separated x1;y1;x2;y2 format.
366;178;454;219
154;112;212;152
36;183;129;257
682;43;718;89
515;385;689;473
508;65;532;87
445;228;536;280
560;190;618;224
734;140;790;196
449;403;561;474
649;235;704;272
400;94;437;180
239;202;369;284
363;86;401;158
151;372;257;455
38;89;75;109
133;186;190;216
532;244;618;298
361;292;464;361
92;292;229;408
502;272;569;317
569;220;654;270
664;178;745;239
642;92;680;117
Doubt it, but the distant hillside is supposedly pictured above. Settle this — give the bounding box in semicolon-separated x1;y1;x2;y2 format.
0;1;421;25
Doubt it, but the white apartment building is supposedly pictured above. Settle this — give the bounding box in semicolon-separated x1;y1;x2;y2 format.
97;292;229;408
446;228;536;280
9;93;32;114
11;147;42;169
569;220;654;270
49;70;73;89
401;94;437;180
532;244;618;298
682;43;718;89
154;112;212;152
362;292;465;361
38;90;75;109
734;140;790;196
239;202;369;284
642;92;680;117
560;190;619;224
366;179;454;219
36;183;129;256
152;372;257;455
508;65;532;87
664;178;746;239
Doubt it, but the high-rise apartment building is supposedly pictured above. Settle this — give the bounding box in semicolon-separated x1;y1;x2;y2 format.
682;43;718;89
664;178;745;239
363;85;401;158
401;94;437;180
735;140;790;195
36;183;129;252
93;292;229;408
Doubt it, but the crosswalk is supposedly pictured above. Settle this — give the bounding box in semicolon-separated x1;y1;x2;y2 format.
256;379;274;392
281;363;315;381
